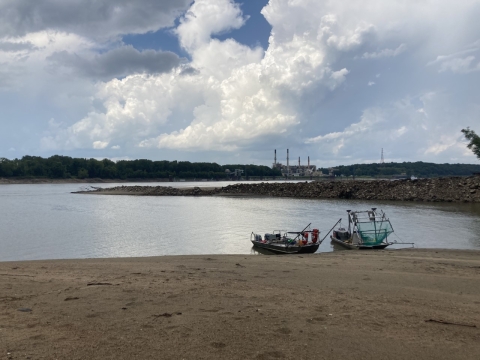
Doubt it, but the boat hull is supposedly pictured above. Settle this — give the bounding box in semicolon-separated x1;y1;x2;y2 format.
251;240;320;254
330;236;390;250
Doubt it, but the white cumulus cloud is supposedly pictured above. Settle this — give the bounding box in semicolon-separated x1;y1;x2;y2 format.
42;0;358;152
306;91;477;165
1;0;478;165
93;141;109;149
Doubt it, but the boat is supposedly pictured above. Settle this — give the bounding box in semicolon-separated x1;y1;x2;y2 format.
251;223;322;254
330;208;394;250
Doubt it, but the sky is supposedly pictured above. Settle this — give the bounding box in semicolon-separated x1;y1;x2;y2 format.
0;0;479;167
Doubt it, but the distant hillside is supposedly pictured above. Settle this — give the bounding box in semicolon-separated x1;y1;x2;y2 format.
1;156;478;180
318;162;480;178
0;156;281;180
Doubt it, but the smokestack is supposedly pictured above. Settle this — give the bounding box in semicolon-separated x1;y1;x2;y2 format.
287;149;289;175
274;149;277;165
308;156;310;170
298;157;300;167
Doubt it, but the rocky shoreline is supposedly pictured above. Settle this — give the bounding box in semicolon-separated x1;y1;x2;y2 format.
77;175;480;202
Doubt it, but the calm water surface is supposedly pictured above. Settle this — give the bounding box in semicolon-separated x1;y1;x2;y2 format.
1;182;480;261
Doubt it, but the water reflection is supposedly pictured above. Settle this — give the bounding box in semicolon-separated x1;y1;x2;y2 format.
0;183;479;261
250;247;279;256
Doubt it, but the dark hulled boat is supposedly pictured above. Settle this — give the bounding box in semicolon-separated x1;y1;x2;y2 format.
251;225;321;254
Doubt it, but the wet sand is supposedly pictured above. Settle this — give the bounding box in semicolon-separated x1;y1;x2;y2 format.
1;249;480;359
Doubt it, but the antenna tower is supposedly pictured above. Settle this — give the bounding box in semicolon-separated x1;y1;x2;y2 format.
380;148;385;164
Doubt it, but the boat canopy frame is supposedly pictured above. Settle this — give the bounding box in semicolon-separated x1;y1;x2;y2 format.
251;223;313;245
347;208;394;246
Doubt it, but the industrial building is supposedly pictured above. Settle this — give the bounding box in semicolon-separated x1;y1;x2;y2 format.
272;149;316;177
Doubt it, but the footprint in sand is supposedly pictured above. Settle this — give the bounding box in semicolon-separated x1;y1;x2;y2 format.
256;350;286;359
277;327;291;334
306;317;327;323
200;308;223;313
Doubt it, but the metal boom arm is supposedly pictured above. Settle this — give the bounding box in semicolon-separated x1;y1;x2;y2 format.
293;223;312;241
320;218;342;243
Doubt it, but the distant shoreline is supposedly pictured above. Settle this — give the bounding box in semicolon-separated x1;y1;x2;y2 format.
0;178;217;185
0;177;336;185
1;175;476;186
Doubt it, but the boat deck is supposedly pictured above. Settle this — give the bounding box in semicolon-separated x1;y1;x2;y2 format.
330;236;389;250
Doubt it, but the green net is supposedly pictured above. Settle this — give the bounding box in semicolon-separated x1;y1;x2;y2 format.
356;220;393;245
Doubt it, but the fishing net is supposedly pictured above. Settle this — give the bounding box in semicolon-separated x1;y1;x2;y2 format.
356;220;393;245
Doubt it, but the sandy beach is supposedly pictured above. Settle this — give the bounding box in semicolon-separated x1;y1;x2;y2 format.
1;249;479;359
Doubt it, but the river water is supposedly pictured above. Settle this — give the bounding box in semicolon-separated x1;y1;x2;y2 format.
1;181;479;261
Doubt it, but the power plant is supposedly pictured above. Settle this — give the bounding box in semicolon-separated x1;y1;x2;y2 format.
272;149;316;177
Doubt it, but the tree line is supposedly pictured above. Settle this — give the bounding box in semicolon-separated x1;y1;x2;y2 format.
318;161;480;178
316;128;480;178
0;155;479;180
0;156;281;179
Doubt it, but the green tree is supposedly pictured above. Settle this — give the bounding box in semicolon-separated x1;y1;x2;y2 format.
77;168;89;179
87;159;104;178
462;128;480;160
49;162;66;178
0;158;14;176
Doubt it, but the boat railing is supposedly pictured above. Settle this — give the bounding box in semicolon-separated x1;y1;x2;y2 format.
350;209;387;220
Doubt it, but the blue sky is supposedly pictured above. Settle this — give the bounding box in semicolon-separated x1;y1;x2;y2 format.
123;1;271;55
0;0;479;167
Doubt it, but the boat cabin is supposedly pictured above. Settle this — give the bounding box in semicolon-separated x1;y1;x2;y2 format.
265;233;281;241
333;228;350;241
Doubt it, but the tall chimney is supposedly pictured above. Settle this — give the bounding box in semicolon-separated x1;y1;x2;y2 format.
287;149;289;176
274;149;277;165
308;156;310;170
298;157;300;167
